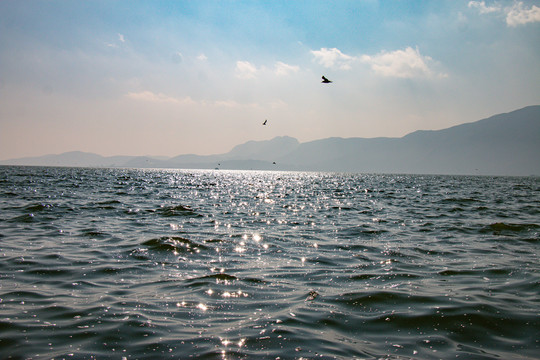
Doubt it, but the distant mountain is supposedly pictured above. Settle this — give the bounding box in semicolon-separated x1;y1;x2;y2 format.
2;106;539;175
225;136;299;161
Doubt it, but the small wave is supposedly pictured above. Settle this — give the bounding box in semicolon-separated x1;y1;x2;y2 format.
155;204;202;217
141;236;208;253
481;222;540;235
199;273;238;281
440;197;479;204
23;203;53;212
0;290;51;300
182;273;238;288
7;213;36;223
333;290;440;309
80;229;108;238
341;225;389;237
204;238;226;244
95;199;122;209
438;267;513;276
1;191;18;197
26;268;73;277
351;273;420;281
413;247;452;256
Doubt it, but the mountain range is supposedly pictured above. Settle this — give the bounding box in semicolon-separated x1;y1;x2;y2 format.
2;105;539;176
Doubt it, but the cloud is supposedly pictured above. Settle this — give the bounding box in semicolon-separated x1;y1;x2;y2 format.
126;91;195;104
235;61;258;79
126;91;258;109
236;60;298;77
197;53;208;61
311;47;354;70
106;33;127;48
310;46;446;79
469;1;540;26
468;1;500;14
361;47;447;79
213;100;258;108
274;61;299;76
506;2;540;26
172;51;183;63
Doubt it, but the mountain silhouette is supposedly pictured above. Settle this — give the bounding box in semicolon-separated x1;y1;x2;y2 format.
2;106;539;176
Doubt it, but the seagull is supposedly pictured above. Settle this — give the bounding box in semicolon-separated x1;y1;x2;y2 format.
263;119;267;125
321;75;332;83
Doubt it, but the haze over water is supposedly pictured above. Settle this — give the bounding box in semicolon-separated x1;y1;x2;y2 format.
1;166;538;359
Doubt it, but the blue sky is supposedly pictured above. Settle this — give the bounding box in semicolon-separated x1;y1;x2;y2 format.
1;0;539;158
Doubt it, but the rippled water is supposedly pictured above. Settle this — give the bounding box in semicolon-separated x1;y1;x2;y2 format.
1;166;539;359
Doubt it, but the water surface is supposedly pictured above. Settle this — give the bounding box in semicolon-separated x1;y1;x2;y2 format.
1;166;538;359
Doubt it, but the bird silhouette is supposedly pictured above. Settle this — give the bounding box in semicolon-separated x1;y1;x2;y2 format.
321;76;332;83
263;119;267;125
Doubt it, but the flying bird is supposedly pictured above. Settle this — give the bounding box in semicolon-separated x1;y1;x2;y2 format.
321;76;332;83
263;119;267;125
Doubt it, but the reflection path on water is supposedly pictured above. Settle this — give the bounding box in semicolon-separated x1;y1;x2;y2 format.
0;167;538;359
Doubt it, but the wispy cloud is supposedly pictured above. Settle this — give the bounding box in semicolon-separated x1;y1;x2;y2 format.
234;60;298;79
126;91;259;109
197;53;208;61
506;2;540;26
361;47;446;79
126;91;195;104
468;1;540;26
274;61;299;76
468;1;500;14
106;33;127;48
172;51;183;63
235;61;258;79
213;100;258;108
310;46;446;79
311;47;354;70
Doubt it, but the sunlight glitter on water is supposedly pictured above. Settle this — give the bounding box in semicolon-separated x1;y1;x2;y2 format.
1;167;539;359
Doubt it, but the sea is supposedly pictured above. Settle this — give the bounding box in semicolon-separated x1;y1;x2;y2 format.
0;166;538;360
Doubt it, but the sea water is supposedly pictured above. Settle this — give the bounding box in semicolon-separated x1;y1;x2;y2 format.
0;166;538;359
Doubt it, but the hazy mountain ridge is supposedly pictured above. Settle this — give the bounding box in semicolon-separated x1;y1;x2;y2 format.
2;106;539;175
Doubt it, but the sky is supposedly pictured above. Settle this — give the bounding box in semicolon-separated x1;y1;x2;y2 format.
1;0;539;159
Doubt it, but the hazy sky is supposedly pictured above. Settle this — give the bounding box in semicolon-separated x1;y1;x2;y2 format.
1;0;539;159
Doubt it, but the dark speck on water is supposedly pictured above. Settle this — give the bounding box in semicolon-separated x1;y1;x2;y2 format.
0;166;539;359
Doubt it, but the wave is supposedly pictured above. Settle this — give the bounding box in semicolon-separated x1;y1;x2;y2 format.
141;236;209;253
154;204;202;217
481;222;539;234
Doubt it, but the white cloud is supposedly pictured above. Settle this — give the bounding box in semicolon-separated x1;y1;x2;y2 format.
126;91;258;109
361;47;447;79
106;33;126;48
469;1;540;26
269;99;288;108
274;61;299;76
235;61;258;79
310;46;446;79
311;47;354;70
172;51;183;63
506;2;540;26
468;1;500;14
213;100;258;108
126;91;194;104
197;53;208;61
